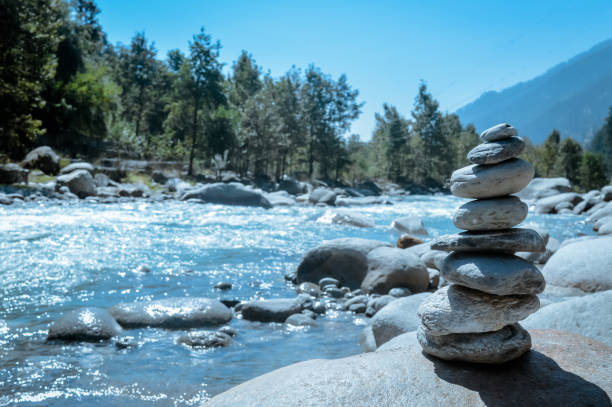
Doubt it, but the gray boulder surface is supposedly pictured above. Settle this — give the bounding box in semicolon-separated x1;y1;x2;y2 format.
60;162;95;175
450;159;534;199
418;285;539;335
431;228;546;253
55;169;96;198
205;329;612;407
479;122;517;142
391;216;428;235
296;238;391;290
178;330;233;348
308;187;337;205
467;136;525;165
534;192;583;214
240;298;307;323
370;292;431;347
317;210;374;228
21;146;60;175
0;163;28;185
361;246;429;294
516;177;571;201
453;196;528;230
602;185;612;201
543;237;612;292
47;307;122;341
109;298;232;329
285;313;318;327
180;182;272;208
522;290;612;345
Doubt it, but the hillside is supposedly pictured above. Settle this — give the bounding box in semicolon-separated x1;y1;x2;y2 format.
456;38;612;145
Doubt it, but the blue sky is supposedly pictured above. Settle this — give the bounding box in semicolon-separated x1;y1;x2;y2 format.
98;0;612;140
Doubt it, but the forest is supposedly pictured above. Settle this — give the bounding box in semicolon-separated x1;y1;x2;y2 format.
2;0;611;190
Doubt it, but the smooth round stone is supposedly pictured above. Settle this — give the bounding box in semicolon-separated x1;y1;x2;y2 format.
431;228;546;253
47;307;122;342
440;252;546;295
479;123;517;142
453;196;528;231
450;158;534;199
467;137;525;165
417;323;531;364
417;285;539;336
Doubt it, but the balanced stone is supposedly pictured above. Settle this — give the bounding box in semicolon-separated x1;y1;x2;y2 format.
450;158;534;199
440;252;546;295
416;323;531;364
431;228;546;253
453;196;528;231
479;123;517;142
467;136;525;165
417;285;539;336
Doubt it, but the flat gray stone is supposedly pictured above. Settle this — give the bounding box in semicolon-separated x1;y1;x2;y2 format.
450;159;534;199
361;246;429;294
467;137;525;165
48;307;122;341
479;123;518;142
453;196;528;230
431;228;546;253
240;297;308;323
417;285;539;335
178;330;233;348
417;323;531;364
441;252;545;295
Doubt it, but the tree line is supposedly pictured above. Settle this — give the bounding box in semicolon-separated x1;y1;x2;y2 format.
1;0;610;189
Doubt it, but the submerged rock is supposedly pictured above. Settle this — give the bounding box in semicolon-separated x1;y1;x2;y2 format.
48;307;122;341
240;297;307;323
285;313;318;327
178;330;233;348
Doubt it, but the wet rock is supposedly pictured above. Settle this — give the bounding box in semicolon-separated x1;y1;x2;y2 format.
285;313;318;327
300;309;317;320
297;282;321;297
118;183;147;198
0;163;28;185
370;292;431;347
343;295;368;310
278;176;307;195
218;326;238;337
109;297;232;329
417;323;531;364
48;307;122;341
220;299;241;308
180;182;272;208
440;252;545;295
178;330;233;348
114;336;138;350
308;187;337;205
0;193;12;205
152;171;168;184
296;238;391;290
361;247;429;294
324;287;345;298
516;177;572;201
543;237;612;293
365;295;396;317
215;282;232;290
467;136;525;165
55;169;96;198
388;287;411;298
479;122;517;142
317;210;374;228
60;162;94;175
318;277;339;288
450;159;534;199
335;196;391;206
22;146;59;175
417;285;539;336
453;196;528;231
396;234;424;248
431;228;546;253
348;303;367;313
391;216;428;235
240;298;305;323
265;191;296;206
311;301;326;315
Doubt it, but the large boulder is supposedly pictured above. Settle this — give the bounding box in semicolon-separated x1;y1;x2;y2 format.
361;247;429;294
369;292;430;347
109;298;232;329
296;238;391;290
308;187;337;205
534;192;583;214
21;146;59;175
278;176;307;195
0;163;28;185
240;296;310;323
516;177;572;201
180;182;271;208
543;237;612;292
47;307;121;341
206;330;612;407
55;169;96;198
522;290;612;345
587;201;612;223
265;191;296;206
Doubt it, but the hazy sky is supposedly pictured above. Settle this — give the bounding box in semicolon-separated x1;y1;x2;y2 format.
98;0;612;140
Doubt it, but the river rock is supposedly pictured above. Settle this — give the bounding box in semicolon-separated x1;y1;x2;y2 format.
0;193;12;205
109;297;232;329
420;250;447;270
417;323;531;364
535;192;583;214
479;123;518;142
297;282;321;297
60;162;95;175
317;210;374;228
285;313;318;327
365;295;396;317
542;237;612;292
450;158;534;199
240;298;307;323
453;196;528;230
516;236;560;264
370;292;431;347
178;330;233;348
278;176;307;195
418;285;539;336
361;247;429;294
308;187;337;205
440;252;545;295
467;136;525;165
360;325;377;352
296;238;391;290
396;234;424;248
0;163;28;185
388;287;411;297
206;329;612;407
22;146;60;175
391;216;428;235
517;177;572;201
55;169;96;198
602;185;612;201
180;182;272;208
587;201;612;223
431;228;546;253
335;196;391;206
522;290;612;346
47;307;122;341
598;218;612;235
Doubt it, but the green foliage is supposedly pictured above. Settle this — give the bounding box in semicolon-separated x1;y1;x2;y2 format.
588;106;612;176
579;152;609;190
554;138;583;185
540;129;561;177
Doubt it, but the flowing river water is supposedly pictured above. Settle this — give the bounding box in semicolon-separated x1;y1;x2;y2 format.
0;196;593;406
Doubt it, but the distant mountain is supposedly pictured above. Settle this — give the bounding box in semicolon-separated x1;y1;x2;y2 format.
456;38;612;145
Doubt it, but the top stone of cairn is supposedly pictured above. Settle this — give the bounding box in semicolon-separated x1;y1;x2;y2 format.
480;123;517;142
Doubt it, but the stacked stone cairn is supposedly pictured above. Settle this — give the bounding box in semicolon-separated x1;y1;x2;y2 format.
417;123;546;364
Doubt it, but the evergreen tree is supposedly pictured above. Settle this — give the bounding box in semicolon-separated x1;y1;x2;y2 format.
540;129;561;177
554;137;583;185
589;106;612;176
579;152;609;190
